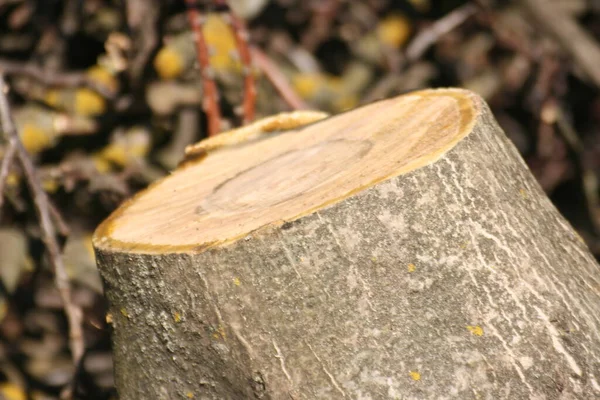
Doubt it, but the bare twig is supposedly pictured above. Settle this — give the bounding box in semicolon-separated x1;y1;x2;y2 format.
215;0;256;124
522;0;600;88
185;0;222;136
0;138;17;215
364;4;475;104
48;199;70;237
406;3;477;62
125;0;160;84
473;0;538;60
251;47;309;110
0;58;116;98
555;109;583;154
0;75;83;369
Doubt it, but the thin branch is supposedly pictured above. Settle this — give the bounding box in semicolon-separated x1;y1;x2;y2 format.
0;58;116;98
473;0;538;60
185;0;222;136
215;0;256;124
364;4;476;104
48;199;70;237
251;47;309;111
125;0;160;85
0;138;17;215
405;3;477;62
0;74;83;368
521;0;600;88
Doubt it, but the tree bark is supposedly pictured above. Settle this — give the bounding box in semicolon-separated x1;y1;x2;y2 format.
93;88;600;399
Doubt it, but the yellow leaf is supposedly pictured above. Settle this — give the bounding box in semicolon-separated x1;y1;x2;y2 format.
203;15;240;72
99;143;127;167
292;73;325;99
154;46;185;80
6;172;19;187
0;383;26;400
23;256;34;272
332;93;358;112
407;263;416;273
378;14;412;49
87;65;119;93
75;88;106;116
43;89;62;108
97;127;151;168
42;177;59;193
92;154;113;173
21;123;54;154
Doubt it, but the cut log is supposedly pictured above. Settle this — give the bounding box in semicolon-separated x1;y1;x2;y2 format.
93;88;600;399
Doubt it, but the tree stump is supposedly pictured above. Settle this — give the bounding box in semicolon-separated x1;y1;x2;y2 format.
93;88;600;399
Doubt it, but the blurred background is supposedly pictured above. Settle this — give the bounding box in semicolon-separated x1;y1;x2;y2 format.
0;0;598;398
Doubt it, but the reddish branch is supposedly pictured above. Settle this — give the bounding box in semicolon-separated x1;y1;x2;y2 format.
185;0;222;136
0;75;84;368
215;0;256;123
185;1;299;128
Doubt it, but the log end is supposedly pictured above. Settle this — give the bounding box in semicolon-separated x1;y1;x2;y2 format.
93;88;482;254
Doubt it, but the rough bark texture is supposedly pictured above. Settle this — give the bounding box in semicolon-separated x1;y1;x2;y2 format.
94;89;600;399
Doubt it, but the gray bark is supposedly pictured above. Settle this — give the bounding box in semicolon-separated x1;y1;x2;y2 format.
95;94;600;399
